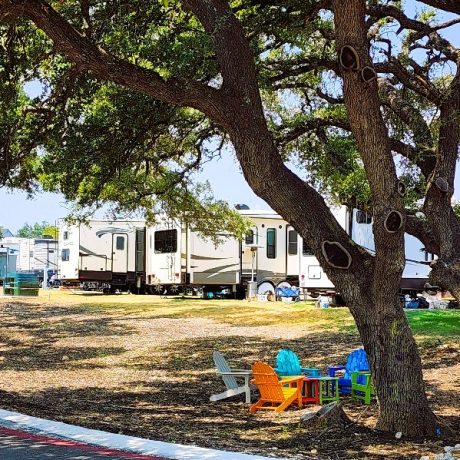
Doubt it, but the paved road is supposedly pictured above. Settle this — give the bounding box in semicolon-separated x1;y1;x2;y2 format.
0;427;164;460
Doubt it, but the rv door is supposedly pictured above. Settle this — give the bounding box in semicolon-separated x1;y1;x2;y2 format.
112;234;128;273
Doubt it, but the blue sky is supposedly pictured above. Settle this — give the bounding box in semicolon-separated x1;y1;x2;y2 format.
0;154;270;233
1;1;459;233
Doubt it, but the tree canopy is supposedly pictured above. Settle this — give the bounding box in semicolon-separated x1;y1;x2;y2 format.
0;1;459;245
16;221;57;239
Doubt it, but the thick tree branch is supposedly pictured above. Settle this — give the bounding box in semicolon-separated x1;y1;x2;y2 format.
422;68;460;258
379;80;433;147
80;0;92;37
378;79;436;177
405;216;440;255
369;5;460;63
417;0;460;15
316;89;343;104
0;0;228;125
183;0;261;102
332;0;407;305
333;0;400;203
265;56;340;84
375;60;442;104
276;116;350;146
183;0;374;288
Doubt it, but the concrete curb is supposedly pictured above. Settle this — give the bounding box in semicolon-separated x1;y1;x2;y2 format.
0;409;285;460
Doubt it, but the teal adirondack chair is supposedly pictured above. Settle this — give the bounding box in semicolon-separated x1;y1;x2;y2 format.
274;348;320;377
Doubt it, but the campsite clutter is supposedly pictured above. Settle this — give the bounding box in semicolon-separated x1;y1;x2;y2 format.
211;348;375;413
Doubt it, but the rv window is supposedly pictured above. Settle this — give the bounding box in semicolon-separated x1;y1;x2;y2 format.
356;210;372;224
267;228;276;259
63;231;69;240
155;229;177;253
245;230;254;245
288;230;298;255
302;240;313;256
116;236;125;250
61;249;70;261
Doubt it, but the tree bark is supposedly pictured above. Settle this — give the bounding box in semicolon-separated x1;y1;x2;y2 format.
350;293;437;435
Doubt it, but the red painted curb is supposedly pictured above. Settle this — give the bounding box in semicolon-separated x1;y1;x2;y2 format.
0;426;169;460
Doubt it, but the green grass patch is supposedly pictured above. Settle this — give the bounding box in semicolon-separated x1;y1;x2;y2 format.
405;309;460;338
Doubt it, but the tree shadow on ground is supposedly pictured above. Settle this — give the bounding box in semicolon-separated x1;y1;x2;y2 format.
0;345;126;371
123;332;362;374
0;299;458;459
1;304;135;338
0;331;456;459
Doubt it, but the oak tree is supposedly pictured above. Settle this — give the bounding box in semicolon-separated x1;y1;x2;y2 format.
1;0;459;437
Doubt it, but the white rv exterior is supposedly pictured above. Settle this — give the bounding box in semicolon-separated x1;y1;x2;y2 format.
58;220;145;292
145;220;182;290
348;209;431;290
57;207;432;296
239;211;300;292
144;211;304;295
0;236;58;276
299;206;349;293
145;221;241;292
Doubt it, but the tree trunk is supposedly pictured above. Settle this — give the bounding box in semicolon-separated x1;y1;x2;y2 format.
430;258;460;301
227;119;439;436
351;297;438;436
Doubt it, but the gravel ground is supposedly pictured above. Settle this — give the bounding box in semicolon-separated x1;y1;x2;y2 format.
0;294;458;459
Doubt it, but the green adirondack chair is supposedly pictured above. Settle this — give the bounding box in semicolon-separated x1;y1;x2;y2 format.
351;371;375;405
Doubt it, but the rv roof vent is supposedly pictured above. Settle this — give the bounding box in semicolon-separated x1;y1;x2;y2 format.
235;204;250;210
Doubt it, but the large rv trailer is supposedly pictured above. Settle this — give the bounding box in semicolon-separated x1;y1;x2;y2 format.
142;210;308;295
299;208;432;293
58;220;146;293
57;208;431;296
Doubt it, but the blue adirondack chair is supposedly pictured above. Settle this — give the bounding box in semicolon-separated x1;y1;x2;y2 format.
328;348;369;394
274;348;320;377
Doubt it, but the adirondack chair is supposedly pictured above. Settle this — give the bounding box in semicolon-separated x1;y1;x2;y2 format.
250;361;303;413
328;348;369;394
351;371;375;405
275;348;320;377
210;351;252;403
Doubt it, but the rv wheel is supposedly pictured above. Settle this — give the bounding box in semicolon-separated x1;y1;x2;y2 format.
168;285;180;295
257;281;275;296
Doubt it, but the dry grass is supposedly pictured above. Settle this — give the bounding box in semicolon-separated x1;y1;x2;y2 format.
0;289;458;459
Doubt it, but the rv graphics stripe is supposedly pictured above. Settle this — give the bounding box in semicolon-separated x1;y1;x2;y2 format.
190;254;238;261
198;264;239;274
96;227;132;237
79;245;108;259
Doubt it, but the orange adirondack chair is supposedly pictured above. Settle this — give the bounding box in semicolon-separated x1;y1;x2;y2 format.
249;361;303;413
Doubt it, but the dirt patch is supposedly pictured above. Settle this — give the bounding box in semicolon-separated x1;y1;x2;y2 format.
0;294;458;459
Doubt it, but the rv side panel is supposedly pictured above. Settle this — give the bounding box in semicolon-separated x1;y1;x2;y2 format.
187;231;240;286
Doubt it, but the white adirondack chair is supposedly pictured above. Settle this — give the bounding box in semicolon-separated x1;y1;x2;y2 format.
210;351;252;403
